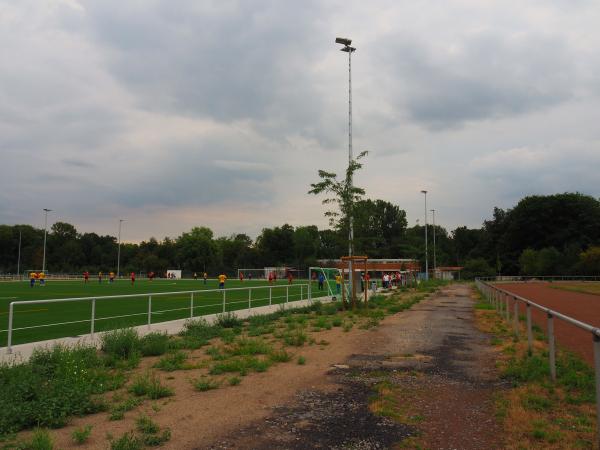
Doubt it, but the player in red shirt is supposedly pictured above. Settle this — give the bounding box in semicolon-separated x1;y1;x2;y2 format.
287;272;293;285
83;271;89;284
268;272;274;285
239;272;244;282
130;272;136;286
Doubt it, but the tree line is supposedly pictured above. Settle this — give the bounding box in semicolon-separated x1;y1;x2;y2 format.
0;193;599;277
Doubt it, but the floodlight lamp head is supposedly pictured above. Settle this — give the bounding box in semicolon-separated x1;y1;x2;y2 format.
335;37;352;46
340;46;356;53
421;190;427;194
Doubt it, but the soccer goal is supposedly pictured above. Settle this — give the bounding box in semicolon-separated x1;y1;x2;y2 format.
308;266;347;298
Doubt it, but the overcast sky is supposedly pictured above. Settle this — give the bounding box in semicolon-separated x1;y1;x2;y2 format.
2;0;599;242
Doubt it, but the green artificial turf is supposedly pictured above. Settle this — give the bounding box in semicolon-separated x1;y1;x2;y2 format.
0;279;318;347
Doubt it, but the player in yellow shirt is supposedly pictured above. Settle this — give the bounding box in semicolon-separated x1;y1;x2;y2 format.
29;272;36;288
335;274;342;295
109;272;115;283
203;272;208;285
39;271;46;286
218;273;227;289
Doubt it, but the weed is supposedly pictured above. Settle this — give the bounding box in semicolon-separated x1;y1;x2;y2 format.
139;332;169;357
141;429;171;446
332;317;343;327
228;376;241;386
179;318;220;344
342;322;353;332
283;329;307;346
71;425;93;445
231;338;272;356
297;356;306;365
219;328;237;344
109;431;142;450
24;428;54;450
109;396;142;421
153;351;188;371
136;415;159;434
101;328;140;360
192;377;220;392
269;349;292;362
128;372;173;399
215;312;243;328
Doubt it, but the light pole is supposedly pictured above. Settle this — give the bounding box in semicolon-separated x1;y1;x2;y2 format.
336;36;357;298
42;208;52;274
430;209;436;278
17;229;22;279
117;219;125;278
420;191;428;280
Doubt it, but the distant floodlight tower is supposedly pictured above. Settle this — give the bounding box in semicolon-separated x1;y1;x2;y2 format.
430;209;437;276
117;219;125;278
420;191;428;280
335;36;357;297
42;208;52;273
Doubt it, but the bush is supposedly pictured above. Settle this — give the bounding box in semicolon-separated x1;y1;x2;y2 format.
153;351;188;371
269;349;292;363
192;377;220;392
110;432;142;450
136;415;159;434
101;328;140;360
0;344;116;434
179;318;221;344
139;332;169;357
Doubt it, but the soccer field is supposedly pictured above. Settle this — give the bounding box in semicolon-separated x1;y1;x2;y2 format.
0;278;318;347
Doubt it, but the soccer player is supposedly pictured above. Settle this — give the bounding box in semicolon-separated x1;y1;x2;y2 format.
83;271;89;284
148;271;155;282
218;273;227;289
130;271;136;286
39;271;46;286
98;271;103;283
268;272;274;285
29;272;36;288
194;272;198;280
287;272;293;285
335;274;342;295
203;272;208;285
318;272;325;291
239;272;244;283
248;273;253;281
109;272;115;283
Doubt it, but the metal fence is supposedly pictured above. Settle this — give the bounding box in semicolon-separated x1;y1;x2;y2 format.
3;283;313;354
475;278;600;445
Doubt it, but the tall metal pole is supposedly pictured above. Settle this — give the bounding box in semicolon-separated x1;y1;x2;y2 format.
42;208;52;273
430;209;436;276
17;229;22;279
421;191;428;280
117;219;124;278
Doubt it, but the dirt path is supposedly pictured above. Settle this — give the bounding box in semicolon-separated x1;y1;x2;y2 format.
203;284;504;449
499;282;600;365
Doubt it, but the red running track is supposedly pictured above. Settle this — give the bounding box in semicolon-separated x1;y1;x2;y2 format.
495;282;600;365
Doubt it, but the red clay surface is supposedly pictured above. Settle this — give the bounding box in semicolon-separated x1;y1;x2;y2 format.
496;282;600;365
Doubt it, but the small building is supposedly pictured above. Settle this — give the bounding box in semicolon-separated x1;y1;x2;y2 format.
317;258;420;275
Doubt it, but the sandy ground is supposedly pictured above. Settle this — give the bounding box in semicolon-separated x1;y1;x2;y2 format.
44;284;503;449
498;282;600;365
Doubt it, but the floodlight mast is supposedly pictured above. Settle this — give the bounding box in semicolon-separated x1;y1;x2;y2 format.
430;209;436;275
421;191;428;280
117;219;125;278
336;36;357;300
42;208;52;274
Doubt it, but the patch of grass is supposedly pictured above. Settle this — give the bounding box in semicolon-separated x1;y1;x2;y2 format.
215;312;243;328
192;376;220;392
342;321;353;332
153;351;188;371
179;318;221;345
228;376;241;386
521;392;554;411
109;396;143;421
297;356;306;365
141;429;171;447
230;338;272;356
19;428;54;450
139;332;169;357
128;372;173;399
269;349;292;362
71;424;93;445
209;356;272;375
136;415;159;434
109;431;142;450
283;329;308;347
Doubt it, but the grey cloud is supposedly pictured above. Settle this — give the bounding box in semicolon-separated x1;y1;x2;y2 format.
377;31;576;129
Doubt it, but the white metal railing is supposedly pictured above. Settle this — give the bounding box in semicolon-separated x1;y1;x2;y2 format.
475;278;600;446
3;283;312;354
478;275;600;282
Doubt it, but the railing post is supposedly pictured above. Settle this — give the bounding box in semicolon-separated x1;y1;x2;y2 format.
513;299;519;336
300;285;303;301
526;303;533;354
547;313;556;381
91;298;96;337
222;290;226;313
308;282;312;302
190;292;194;318
7;302;14;354
147;295;152;329
248;288;252;310
592;333;600;449
269;287;272;306
286;285;289;303
504;293;510;321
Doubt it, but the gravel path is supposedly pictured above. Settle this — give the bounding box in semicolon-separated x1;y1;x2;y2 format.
205;284;504;450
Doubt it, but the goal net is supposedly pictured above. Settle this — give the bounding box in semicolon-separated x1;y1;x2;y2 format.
237;267;304;280
308;267;347;298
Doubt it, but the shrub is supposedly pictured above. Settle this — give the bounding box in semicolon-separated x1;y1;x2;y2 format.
139;332;169;356
297;356;306;365
71;425;93;445
231;338;272;356
26;428;54;450
141;429;171;446
136;415;159;434
228;376;241;386
0;344;116;434
283;329;308;347
179;318;220;344
128;372;173;399
101;328;140;360
269;349;292;363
